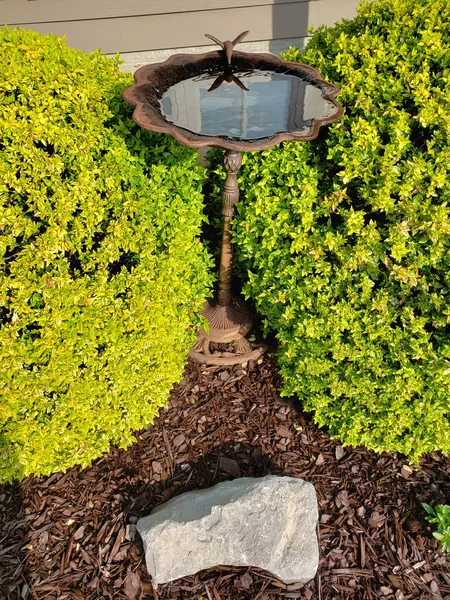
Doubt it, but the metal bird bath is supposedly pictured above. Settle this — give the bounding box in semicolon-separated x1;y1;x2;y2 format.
123;31;343;365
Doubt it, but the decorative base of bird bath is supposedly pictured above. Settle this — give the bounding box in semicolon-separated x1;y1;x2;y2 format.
190;297;265;365
122;31;342;366
190;150;265;365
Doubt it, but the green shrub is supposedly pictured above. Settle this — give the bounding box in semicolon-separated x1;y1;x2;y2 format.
0;27;212;482
423;503;450;552
230;0;450;459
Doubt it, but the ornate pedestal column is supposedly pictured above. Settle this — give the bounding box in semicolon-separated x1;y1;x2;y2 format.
190;150;265;365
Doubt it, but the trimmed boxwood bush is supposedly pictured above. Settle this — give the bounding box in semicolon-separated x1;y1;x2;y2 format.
229;0;450;459
0;28;212;481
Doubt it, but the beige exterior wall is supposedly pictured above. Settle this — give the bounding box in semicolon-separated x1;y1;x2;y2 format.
1;0;360;55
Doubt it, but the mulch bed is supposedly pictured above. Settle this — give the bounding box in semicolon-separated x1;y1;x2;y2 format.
1;354;449;600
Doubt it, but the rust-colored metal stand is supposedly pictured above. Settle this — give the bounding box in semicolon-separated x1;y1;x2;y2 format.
190;150;266;365
123;30;343;365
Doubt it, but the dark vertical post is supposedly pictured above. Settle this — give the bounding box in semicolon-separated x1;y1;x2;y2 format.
217;150;242;307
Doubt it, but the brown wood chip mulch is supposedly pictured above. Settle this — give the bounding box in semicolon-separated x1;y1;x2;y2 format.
1;355;449;600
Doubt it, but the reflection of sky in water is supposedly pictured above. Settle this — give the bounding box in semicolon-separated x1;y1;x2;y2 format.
159;70;337;140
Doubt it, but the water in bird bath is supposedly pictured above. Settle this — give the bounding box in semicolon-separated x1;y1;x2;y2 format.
159;69;338;141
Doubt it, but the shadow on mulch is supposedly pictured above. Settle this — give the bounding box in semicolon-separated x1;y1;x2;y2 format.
123;441;275;522
1;355;449;600
0;483;30;599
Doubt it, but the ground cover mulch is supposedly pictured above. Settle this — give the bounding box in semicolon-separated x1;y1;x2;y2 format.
1;355;449;600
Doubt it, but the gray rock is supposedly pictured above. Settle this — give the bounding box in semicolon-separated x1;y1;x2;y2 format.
137;475;319;585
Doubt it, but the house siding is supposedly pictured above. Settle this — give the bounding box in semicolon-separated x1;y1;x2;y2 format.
1;0;359;55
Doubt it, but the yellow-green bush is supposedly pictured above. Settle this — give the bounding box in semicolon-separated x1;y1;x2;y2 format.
0;28;213;481
231;0;450;459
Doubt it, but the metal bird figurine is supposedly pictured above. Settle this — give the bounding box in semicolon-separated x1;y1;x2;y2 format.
205;30;250;65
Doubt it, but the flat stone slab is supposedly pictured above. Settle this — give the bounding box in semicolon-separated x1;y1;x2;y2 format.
137;475;319;585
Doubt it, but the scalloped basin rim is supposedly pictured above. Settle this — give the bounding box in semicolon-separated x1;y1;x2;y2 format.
123;50;343;151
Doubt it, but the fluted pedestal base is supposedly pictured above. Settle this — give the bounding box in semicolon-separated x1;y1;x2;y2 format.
189;297;266;365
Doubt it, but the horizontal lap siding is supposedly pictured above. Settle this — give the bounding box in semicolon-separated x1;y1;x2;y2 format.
2;0;305;23
0;0;359;54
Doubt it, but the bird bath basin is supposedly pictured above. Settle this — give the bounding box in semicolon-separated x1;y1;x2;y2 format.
123;32;343;365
